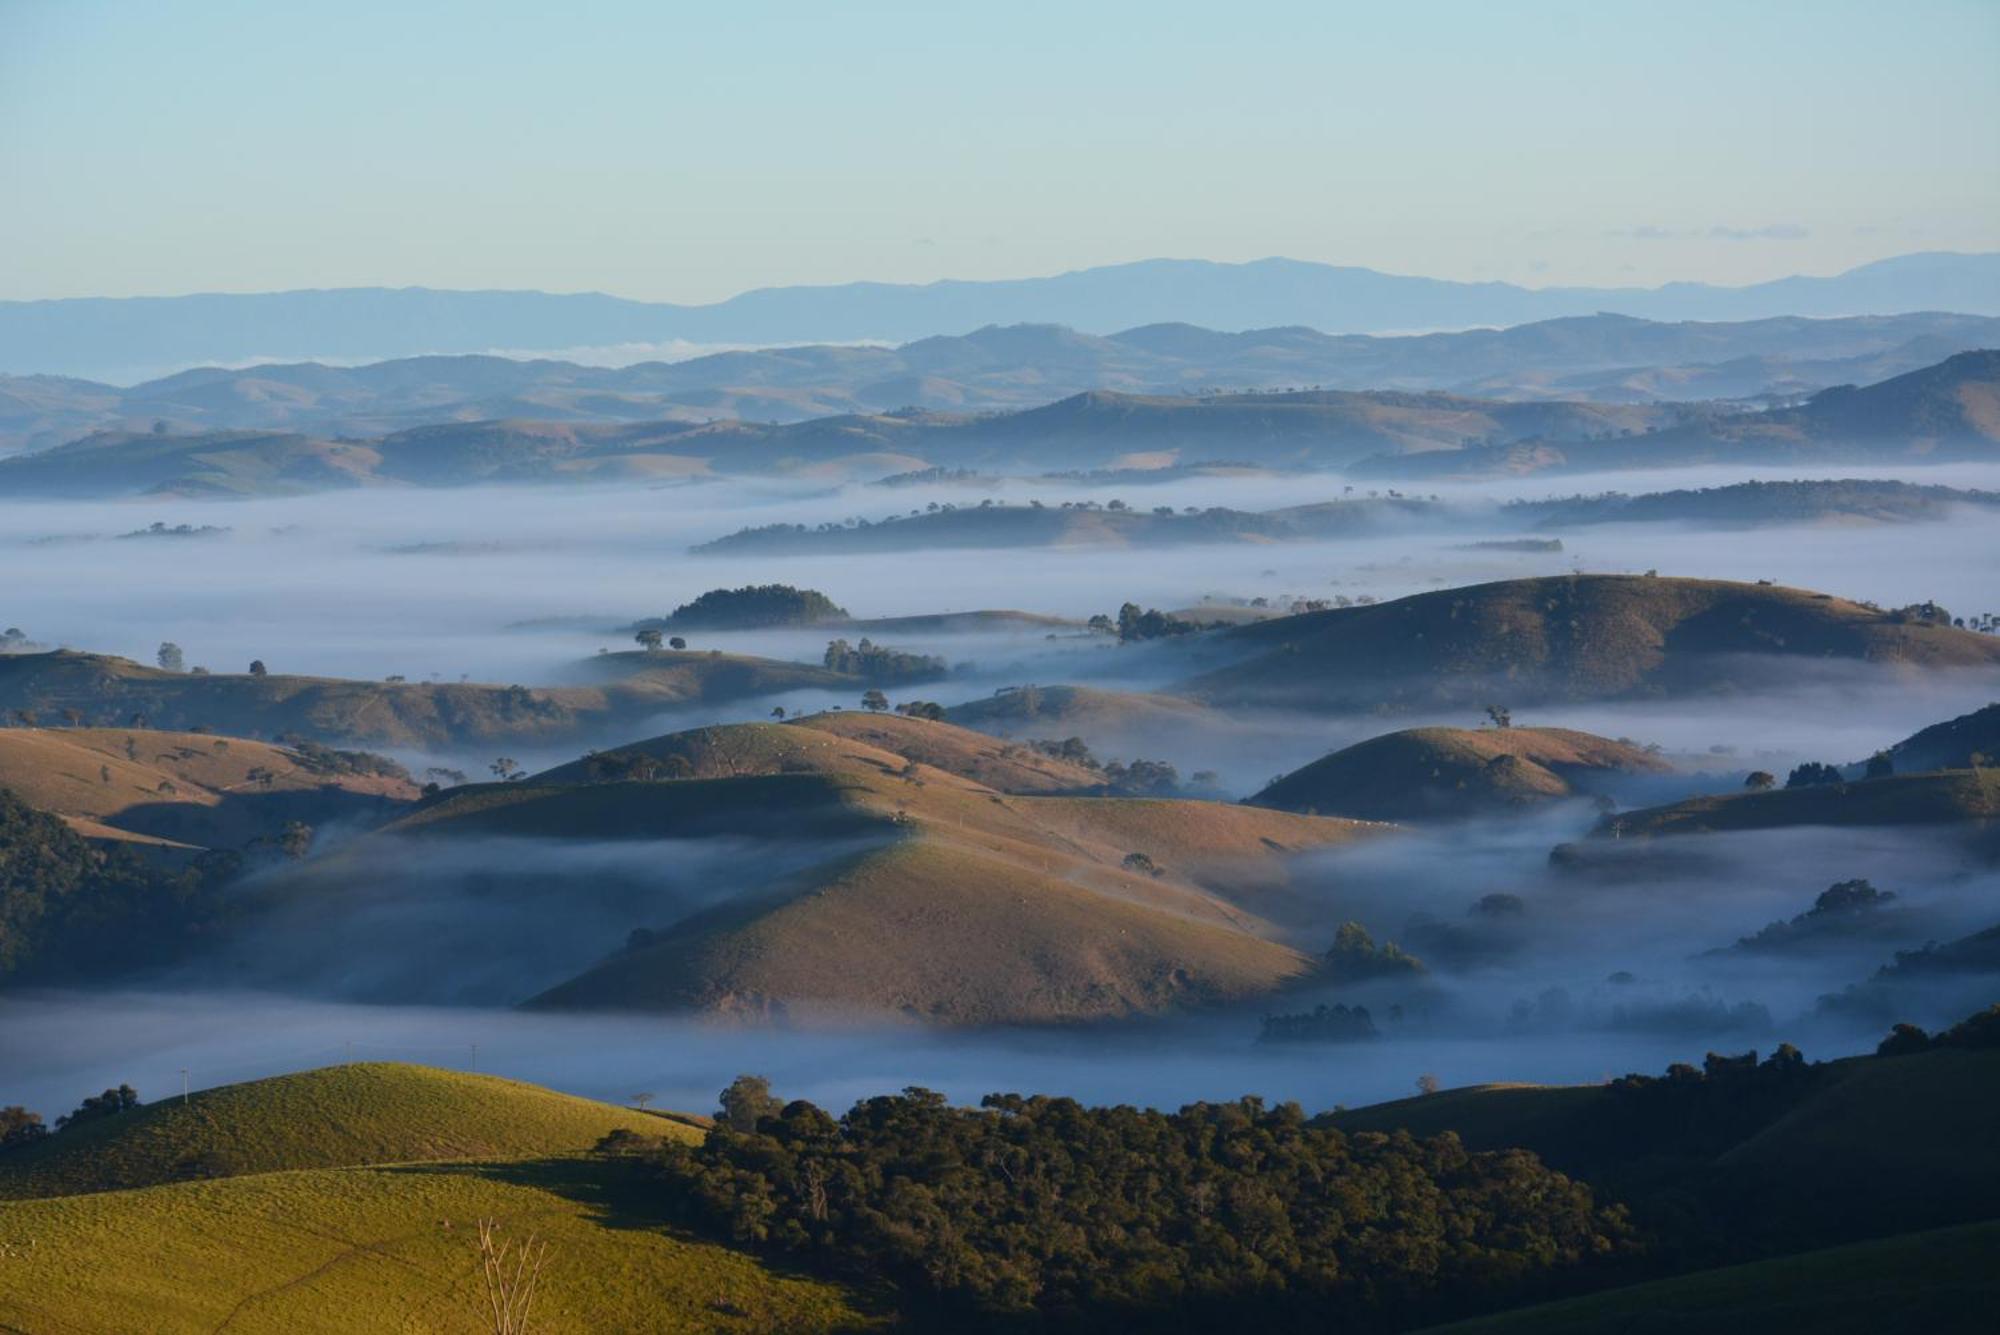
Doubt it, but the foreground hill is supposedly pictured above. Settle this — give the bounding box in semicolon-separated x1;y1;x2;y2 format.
0;1063;687;1199
0;726;414;849
0;1065;869;1334
0;648;859;749
1330;1036;2000;1251
366;714;1383;1022
1419;1220;1998;1335
1180;575;2000;713
0;1160;873;1334
1603;768;2000;838
1250;726;1671;821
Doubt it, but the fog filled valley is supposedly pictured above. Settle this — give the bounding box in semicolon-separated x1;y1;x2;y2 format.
6;457;1999;1112
6;8;2000;1316
7;408;2000;1332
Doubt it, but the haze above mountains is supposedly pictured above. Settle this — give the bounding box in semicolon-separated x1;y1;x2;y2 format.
6;251;1997;384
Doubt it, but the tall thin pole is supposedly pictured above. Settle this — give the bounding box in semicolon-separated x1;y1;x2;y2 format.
180;1068;189;1105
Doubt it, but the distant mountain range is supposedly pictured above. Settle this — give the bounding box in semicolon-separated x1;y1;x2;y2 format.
5;350;1994;497
4;310;1994;456
4;251;1997;382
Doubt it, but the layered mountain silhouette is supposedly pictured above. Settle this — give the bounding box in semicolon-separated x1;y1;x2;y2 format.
5;252;1996;382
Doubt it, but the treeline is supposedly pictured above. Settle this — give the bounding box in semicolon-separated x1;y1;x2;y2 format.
820;637;947;683
0;1083;141;1151
1024;736;1214;795
627;1081;1632;1332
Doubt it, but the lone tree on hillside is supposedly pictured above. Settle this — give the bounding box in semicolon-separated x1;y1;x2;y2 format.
634;628;664;653
1485;705;1512;729
861;689;889;713
1745;770;1776;791
770;706;786;720
490;757;523;781
157;642;185;673
248;659;267;676
668;636;686;650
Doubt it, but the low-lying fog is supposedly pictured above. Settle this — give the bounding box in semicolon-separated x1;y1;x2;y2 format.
4;458;1998;1119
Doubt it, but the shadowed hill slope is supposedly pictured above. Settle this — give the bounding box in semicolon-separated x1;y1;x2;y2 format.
0;727;415;848
1180;575;2000;713
370;716;1385;1023
1250;725;1671;820
0;1062;690;1200
1887;701;2000;773
1329;1041;2000;1250
1603;768;2000;837
1416;1221;2000;1335
0;648;860;749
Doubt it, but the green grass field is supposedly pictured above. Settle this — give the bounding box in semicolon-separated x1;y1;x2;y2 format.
1417;1219;2000;1334
0;1157;877;1333
0;1063;692;1199
0;1063;875;1333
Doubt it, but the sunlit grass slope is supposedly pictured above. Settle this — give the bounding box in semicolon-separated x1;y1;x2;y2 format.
0;1157;876;1334
0;1062;690;1200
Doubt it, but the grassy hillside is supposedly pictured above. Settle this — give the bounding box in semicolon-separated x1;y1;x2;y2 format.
1418;1221;2000;1335
0;1158;871;1334
0;648;856;749
790;711;1104;793
0;1062;689;1199
0;726;415;848
1889;701;2000;772
1182;574;2000;712
373;717;1382;1023
1250;725;1670;820
1607;768;2000;837
947;683;1231;746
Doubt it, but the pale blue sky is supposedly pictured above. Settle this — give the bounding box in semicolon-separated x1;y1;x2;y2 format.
3;0;1995;302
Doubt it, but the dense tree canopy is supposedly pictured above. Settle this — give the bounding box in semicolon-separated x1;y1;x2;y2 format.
667;584;850;628
0;787;238;984
645;1084;1631;1331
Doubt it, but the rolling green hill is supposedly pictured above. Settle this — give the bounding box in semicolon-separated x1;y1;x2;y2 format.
1181;574;2000;713
1250;725;1670;820
0;1062;690;1200
0;1063;873;1334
